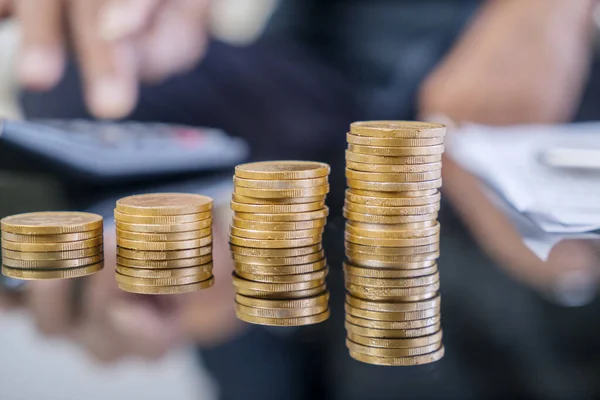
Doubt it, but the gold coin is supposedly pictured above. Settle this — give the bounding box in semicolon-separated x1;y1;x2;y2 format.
346;314;441;330
347;179;442;192
236;309;330;326
1;212;103;234
114;210;211;224
345;273;439;288
115;272;212;286
235;292;330;309
233;176;328;189
116;193;213;216
231;217;326;231
349;188;438;198
346;161;442;173
343;263;438;279
231;200;325;214
234;259;327;275
343;210;438;224
2;255;103;269
234;185;329;199
2;236;103;252
232;194;325;205
345;242;438;256
346;293;441;312
346;340;441;357
345;195;440;210
116;263;213;278
345;303;439;321
1;246;103;261
235;161;330;180
1;229;103;243
348;144;444;157
116;255;212;269
2;262;103;280
346;150;442;165
232;252;325;267
346;133;444;147
346;169;442;183
348;221;437;232
235;303;328;319
344;232;439;247
235;267;328;283
344;201;439;217
228;235;321;249
117;237;212;251
116;227;211;242
232;273;324;292
346;282;440;299
229;244;322;257
346;252;439;267
229;226;324;240
234;208;328;222
345;321;442;338
349;347;445;366
115;219;212;233
346;222;440;239
235;284;326;299
118;277;214;294
117;246;212;260
349;121;446;138
348;331;443;348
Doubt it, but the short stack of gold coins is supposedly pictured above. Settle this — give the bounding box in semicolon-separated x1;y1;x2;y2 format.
343;121;446;366
114;193;214;294
1;212;104;280
229;161;331;326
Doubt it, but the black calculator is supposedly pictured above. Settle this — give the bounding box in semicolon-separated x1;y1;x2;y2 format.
0;119;249;180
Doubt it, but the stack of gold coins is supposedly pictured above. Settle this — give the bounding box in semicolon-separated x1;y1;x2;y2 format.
1;212;104;280
114;193;214;294
343;121;446;366
229;161;331;326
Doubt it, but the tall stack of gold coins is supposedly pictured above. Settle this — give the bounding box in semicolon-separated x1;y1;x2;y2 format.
114;193;214;294
1;212;104;280
229;161;331;326
343;121;446;366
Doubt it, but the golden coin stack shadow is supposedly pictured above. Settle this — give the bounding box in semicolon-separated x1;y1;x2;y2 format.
229;161;331;326
343;121;446;366
1;212;104;280
114;193;215;294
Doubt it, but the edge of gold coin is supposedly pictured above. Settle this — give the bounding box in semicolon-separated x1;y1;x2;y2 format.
344;232;439;247
346;293;441;312
348;347;445;366
115;219;212;233
116;255;213;269
2;262;103;280
2;236;103;252
343;263;438;279
345;222;440;239
343;209;438;224
114;210;211;224
234;303;328;318
235;292;329;309
345;282;440;298
116;263;212;278
346;314;441;330
116;193;213;216
1;246;103;261
232;273;325;292
229;235;321;249
345;303;439;321
234;284;326;299
345;273;439;288
234;161;330;180
345;321;441;338
349;121;446;138
234;208;328;222
346;179;442;192
234;185;329;199
229;226;324;240
345;190;440;207
231;252;326;267
229;244;322;257
231;217;326;231
346;160;442;174
346;133;444;147
1;212;102;234
348;143;444;157
115;272;212;286
236;267;328;283
234;259;327;275
346;150;442;165
116;236;212;251
115;228;211;242
230;201;325;214
117;246;212;260
2;254;103;269
346;339;441;357
344;201;440;216
232;194;325;205
345;169;442;183
345;242;439;256
236;309;330;326
347;331;443;348
233;176;328;189
118;277;214;294
1;229;103;243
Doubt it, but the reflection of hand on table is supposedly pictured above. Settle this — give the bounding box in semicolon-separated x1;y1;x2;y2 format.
8;213;245;363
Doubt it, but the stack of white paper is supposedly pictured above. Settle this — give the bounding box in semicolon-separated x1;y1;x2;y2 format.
446;122;600;260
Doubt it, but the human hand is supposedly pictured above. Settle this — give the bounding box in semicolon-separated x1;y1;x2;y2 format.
13;0;211;119
22;217;245;363
419;0;596;125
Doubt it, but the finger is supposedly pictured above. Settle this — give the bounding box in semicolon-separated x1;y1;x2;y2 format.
69;0;138;119
98;0;162;41
26;280;73;336
15;0;65;89
138;1;209;82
